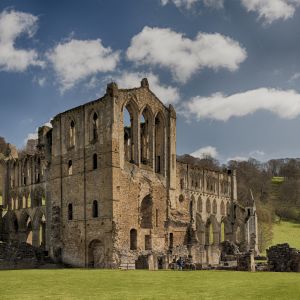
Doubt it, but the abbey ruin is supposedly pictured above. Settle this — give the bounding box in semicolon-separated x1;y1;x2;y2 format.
0;79;258;269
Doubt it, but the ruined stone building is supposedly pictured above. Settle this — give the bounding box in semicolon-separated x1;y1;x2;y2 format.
0;78;258;269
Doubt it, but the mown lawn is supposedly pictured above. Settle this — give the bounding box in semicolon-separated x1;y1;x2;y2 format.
0;269;300;300
272;220;300;250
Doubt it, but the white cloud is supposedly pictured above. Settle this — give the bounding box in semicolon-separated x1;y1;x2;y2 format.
161;0;300;23
127;27;246;83
160;0;223;9
203;0;224;8
160;0;198;9
240;0;300;24
47;39;120;92
290;72;300;81
227;150;266;162
115;71;180;105
33;76;46;87
0;9;44;72
190;146;218;159
185;88;300;121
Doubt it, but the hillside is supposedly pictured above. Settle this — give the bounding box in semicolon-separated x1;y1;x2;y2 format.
271;220;300;250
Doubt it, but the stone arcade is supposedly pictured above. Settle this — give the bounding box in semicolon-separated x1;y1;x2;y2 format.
0;79;258;269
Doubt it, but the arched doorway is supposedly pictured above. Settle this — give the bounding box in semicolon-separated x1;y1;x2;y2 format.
33;210;46;248
88;239;105;268
19;211;33;244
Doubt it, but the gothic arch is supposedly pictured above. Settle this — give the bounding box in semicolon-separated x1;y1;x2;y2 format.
196;214;205;245
89;110;99;142
205;215;219;245
32;209;46;247
139;105;154;166
122;99;139;164
19;210;33;244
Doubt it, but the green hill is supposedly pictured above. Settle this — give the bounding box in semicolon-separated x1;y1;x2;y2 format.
271;220;300;250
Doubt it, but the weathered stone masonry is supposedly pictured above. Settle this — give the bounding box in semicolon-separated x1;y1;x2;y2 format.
0;78;258;268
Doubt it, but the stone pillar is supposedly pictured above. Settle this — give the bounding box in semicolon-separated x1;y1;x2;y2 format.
32;228;40;247
231;170;237;202
168;104;177;209
148;254;156;270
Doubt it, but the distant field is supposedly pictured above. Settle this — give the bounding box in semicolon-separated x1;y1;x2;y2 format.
271;220;300;250
0;269;300;299
271;177;284;183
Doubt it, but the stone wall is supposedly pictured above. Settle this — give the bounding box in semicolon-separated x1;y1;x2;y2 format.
267;243;300;272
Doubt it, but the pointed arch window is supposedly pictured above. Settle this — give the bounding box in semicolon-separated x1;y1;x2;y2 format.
92;113;99;141
70;120;76;147
68;160;73;175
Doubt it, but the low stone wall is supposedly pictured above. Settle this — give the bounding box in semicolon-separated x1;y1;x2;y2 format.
237;251;255;272
267;243;300;272
0;241;49;269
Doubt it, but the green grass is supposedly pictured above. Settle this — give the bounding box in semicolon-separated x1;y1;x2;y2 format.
271;177;284;184
0;269;300;300
271;220;300;249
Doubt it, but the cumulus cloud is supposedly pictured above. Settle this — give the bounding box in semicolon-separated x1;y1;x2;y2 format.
115;71;180;105
0;9;44;72
160;0;224;9
190;146;218;159
240;0;300;24
185;88;300;121
127;27;246;83
47;39;120;92
227;150;266;162
161;0;300;23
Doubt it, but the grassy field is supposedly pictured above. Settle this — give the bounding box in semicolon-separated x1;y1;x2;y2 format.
271;220;300;249
0;269;300;300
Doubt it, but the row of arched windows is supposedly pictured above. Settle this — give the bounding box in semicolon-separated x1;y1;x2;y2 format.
179;175;229;195
67;200;99;220
9;157;42;188
10;194;46;210
123;103;165;175
180;195;228;216
68;112;99;148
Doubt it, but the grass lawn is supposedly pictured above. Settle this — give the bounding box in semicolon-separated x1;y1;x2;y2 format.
0;269;300;300
272;220;300;249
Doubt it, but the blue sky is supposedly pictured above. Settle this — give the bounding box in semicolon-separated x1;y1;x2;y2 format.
1;0;300;162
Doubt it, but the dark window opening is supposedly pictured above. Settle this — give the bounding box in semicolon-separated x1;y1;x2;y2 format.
130;229;137;250
93;153;98;170
68;203;73;220
156;156;161;173
92;113;98;141
92;200;98;218
169;233;173;250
